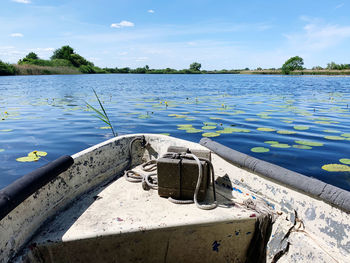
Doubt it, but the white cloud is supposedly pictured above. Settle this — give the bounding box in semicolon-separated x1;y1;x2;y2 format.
12;0;31;3
148;9;155;13
284;20;350;51
110;21;134;28
10;33;24;37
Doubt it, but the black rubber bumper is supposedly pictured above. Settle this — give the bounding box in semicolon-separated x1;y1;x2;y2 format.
0;155;74;221
200;138;350;213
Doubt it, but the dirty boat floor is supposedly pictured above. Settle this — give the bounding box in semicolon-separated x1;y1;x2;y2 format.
28;164;257;262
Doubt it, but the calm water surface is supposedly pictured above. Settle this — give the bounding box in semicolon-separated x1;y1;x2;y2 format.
1;74;350;190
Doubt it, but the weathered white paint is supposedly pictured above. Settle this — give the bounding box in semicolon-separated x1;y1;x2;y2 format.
0;134;349;262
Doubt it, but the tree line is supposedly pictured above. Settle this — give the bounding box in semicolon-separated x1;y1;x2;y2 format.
1;45;349;76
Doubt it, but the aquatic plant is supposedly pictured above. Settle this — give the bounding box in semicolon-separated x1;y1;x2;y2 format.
16;151;47;162
339;158;350;165
202;132;220;137
295;140;323;147
251;147;270;153
86;89;117;137
322;164;350;172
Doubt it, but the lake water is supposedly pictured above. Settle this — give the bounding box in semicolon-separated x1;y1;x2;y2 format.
1;74;350;191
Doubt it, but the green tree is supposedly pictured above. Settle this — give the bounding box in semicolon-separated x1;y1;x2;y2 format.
282;56;304;74
51;45;74;60
189;62;201;71
25;52;39;60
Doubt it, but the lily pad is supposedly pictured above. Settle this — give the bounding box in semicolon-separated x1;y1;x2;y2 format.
168;114;177;117
251;147;270;153
16;156;39;162
257;127;276;132
174;115;187;118
202;126;216;130
341;133;350;137
322;164;350;172
323;129;341;133
293;126;309;130
0;129;13;132
295;140;323;147
245;118;258;121
324;136;345;141
177;124;193;130
270;143;291;148
277;130;296;135
99;126;111;129
264;141;279;145
186;128;203;133
292;145;312;150
202;132;220;137
28;151;47;157
185;118;196;121
339;158;350;165
209;117;222;120
282;120;293;123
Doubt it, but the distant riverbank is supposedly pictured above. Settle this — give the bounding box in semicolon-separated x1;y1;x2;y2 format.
3;65;350;76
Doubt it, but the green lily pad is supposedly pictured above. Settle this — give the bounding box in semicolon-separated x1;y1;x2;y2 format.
257;127;276;132
339;158;350;165
168;114;177;117
324;136;345;141
341;133;350;137
251;147;270;153
185;118;196;121
270;143;291;148
295;140;323;147
292;145;312;150
202;132;220;137
277;130;296;135
186;128;203;133
282;120;293;123
245;118;258;121
16;156;39;162
177;124;193;130
174;115;187;118
293;126;309;130
323;129;341;133
202;126;216;130
99;126;111;129
322;164;350;172
264;141;279;145
209;117;222;120
0;129;13;132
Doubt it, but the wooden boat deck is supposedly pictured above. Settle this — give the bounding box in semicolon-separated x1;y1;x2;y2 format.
29;163;257;262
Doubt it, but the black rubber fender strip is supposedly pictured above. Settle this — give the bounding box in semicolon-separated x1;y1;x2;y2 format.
0;155;74;221
199;138;350;213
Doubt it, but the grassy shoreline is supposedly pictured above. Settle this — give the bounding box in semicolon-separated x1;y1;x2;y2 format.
2;64;350;76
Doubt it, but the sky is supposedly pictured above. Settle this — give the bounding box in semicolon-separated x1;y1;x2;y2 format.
1;0;350;70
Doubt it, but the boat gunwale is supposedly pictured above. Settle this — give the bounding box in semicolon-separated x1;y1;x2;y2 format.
200;137;350;214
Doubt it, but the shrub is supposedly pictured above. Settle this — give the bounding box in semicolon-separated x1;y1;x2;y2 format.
0;60;16;75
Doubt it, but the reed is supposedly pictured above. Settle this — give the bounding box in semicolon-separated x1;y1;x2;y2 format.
86;89;117;137
14;64;81;75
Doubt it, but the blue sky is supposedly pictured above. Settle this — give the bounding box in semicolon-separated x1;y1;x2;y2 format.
1;0;350;69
